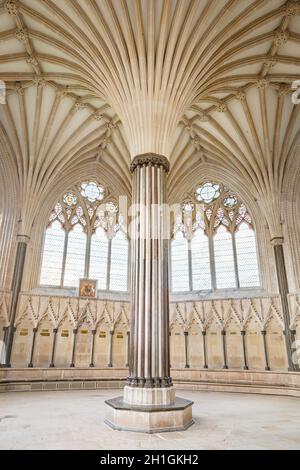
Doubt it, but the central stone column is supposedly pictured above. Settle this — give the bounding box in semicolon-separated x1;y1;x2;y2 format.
126;154;173;404
105;154;193;433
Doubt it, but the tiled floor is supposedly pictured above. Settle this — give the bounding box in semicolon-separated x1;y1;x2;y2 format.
0;389;299;449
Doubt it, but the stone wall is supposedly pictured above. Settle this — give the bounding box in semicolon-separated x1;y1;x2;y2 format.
1;292;299;371
1;368;300;398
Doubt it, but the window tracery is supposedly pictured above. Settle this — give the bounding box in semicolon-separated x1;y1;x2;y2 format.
40;181;128;292
171;182;260;292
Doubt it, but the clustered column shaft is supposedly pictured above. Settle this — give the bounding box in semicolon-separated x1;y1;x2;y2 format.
128;154;172;389
49;328;58;368
3;237;29;367
272;238;299;371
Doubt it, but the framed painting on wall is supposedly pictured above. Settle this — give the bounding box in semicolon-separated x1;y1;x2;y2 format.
79;279;98;298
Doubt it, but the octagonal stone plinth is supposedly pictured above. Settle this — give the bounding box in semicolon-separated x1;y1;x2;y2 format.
105;396;194;434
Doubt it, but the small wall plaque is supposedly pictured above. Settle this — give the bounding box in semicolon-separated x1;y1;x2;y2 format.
79;278;98;298
40;329;50;337
99;331;106;338
61;330;69;337
20;329;28;336
116;332;123;339
80;329;89;335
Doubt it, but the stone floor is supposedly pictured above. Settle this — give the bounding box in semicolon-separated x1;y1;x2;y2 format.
0;389;299;450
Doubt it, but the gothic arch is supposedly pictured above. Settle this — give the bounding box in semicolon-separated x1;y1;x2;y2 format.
169;162;277;293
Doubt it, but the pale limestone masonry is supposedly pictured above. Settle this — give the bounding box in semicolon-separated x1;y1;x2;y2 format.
1;368;300;398
123;385;176;406
1;293;298;371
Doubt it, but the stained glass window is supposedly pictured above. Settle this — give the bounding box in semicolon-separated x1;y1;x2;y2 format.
63;192;77;207
109;231;129;292
171;231;190;292
195;182;220;203
235;222;260;287
40;181;128;292
40;221;65;286
81;182;105;202
214;225;236;289
171;181;260;293
63;224;86;287
89;227;109;290
191;229;211;290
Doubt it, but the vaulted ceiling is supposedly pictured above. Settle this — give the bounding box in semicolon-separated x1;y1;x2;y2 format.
0;0;300;236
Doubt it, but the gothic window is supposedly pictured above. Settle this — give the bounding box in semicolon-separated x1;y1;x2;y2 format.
171;182;260;293
235;222;260;287
214;225;236;289
40;221;65;287
195;182;220;204
39;181;129;292
109;230;129;292
89;227;109;290
191;229;211;290
171;231;190;292
63;224;87;287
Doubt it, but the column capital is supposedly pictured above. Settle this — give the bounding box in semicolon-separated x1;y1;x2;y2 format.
130;153;170;173
270;236;284;246
16;234;31;244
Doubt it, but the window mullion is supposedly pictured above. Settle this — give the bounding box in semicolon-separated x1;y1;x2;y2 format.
61;230;69;287
85;232;92;278
127;238;131;292
209;234;217;290
232;231;240;288
106;237;112;290
187;238;193;291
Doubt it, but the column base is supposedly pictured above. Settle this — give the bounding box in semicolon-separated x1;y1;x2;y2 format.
124;385;175;406
105;396;194;434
